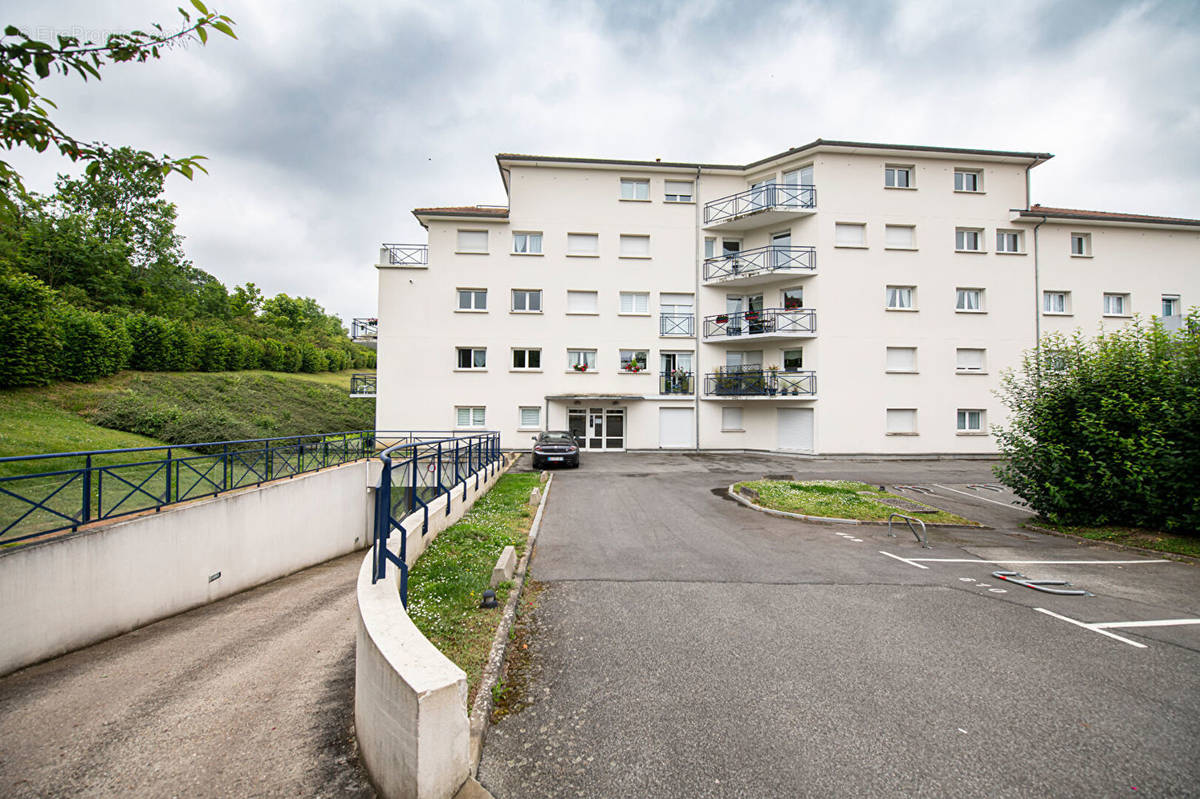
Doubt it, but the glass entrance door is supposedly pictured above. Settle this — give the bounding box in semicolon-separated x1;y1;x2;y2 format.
569;407;626;450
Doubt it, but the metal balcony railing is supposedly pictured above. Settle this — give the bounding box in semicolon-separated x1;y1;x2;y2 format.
350;373;377;396
659;313;694;336
659;372;694;395
351;318;378;338
380;243;428;265
703;307;816;339
704;370;817;397
704;246;816;282
704;184;816;225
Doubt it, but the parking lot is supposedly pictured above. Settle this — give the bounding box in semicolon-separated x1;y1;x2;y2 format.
480;452;1200;798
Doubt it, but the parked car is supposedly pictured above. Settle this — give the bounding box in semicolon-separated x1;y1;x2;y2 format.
531;431;580;469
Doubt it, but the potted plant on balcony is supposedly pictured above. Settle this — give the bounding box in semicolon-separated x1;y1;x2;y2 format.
715;314;729;324
783;296;802;310
766;365;780;396
573;362;589;372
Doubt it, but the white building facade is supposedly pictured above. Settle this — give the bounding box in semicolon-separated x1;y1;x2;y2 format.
374;139;1199;455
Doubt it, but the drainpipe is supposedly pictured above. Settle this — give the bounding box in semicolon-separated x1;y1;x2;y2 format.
693;165;702;451
1032;213;1047;356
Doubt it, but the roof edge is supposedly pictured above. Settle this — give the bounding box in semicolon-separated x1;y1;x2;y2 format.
1015;205;1200;228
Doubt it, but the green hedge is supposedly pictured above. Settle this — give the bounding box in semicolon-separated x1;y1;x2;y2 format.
0;271;59;386
55;307;132;381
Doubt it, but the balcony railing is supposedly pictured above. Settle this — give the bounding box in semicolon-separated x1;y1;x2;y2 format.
704;246;816;282
659;313;694;336
659;372;694;395
351;318;378;338
704;369;817;397
704;184;816;225
704;307;816;339
350;373;377;396
380;243;428;265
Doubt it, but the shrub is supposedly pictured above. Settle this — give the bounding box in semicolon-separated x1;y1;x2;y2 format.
196;327;232;372
260;338;287;371
299;342;326;373
55;305;132;381
0;271;59;386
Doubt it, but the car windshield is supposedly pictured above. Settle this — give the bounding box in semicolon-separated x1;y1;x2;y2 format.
538;432;575;444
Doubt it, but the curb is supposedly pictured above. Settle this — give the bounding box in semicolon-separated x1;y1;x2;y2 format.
726;484;986;530
1024;522;1200;566
467;471;554;775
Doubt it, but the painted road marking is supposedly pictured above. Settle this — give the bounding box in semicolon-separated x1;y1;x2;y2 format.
879;550;929;570
1092;619;1200;630
931;483;1037;513
909;558;1168;565
1034;608;1148;649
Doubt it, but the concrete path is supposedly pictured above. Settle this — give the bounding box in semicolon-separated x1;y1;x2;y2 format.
0;551;375;798
478;453;1200;798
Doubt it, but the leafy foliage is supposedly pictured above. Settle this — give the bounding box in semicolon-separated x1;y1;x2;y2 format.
993;313;1200;532
0;269;58;385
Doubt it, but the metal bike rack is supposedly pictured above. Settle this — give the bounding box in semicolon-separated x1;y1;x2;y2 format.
992;570;1093;597
888;513;930;548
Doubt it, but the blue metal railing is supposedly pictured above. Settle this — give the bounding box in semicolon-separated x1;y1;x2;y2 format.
703;245;816;282
704;183;816;224
350;373;378;396
371;431;503;606
704;370;818;397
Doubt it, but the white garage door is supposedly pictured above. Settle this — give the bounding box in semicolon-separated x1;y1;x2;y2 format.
777;408;814;452
659;407;695;448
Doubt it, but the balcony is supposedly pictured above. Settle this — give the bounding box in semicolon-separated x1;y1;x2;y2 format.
703;184;816;231
349;373;377;398
703;369;817;399
703;246;816;287
378;243;428;266
659;372;694;395
659;313;695;337
703;308;816;342
351;318;378;345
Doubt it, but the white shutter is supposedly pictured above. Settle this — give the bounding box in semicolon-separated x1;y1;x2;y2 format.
664;180;693;200
620;235;650;257
886;347;916;371
457;230;488;252
956;348;985;371
567;233;598;255
885;225;914;248
722;407;743;430
660;293;693;311
886;409;916;434
567;291;598;313
520;407;540;428
835;223;865;246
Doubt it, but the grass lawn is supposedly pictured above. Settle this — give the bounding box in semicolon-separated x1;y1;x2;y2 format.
1028;520;1200;559
405;472;541;704
735;480;979;525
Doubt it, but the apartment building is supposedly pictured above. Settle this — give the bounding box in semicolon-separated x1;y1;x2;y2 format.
373;139;1199;455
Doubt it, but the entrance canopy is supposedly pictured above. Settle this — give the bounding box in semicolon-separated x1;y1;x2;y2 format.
545;394;645;402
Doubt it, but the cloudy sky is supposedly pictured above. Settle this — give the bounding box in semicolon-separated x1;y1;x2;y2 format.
6;0;1199;325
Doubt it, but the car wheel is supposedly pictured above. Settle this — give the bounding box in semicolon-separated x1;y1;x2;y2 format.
531;457;542;469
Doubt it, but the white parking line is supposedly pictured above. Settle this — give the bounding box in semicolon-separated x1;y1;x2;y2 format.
1034;608;1148;649
931;483;1037;513
1092;619;1200;630
909;558;1168;565
879;550;929;569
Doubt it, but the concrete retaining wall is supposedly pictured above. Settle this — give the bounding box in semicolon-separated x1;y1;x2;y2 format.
0;459;379;677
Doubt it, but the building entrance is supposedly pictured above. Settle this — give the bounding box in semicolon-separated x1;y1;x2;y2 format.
568;407;625;450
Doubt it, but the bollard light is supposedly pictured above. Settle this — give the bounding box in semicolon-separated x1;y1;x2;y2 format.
480;589;498;609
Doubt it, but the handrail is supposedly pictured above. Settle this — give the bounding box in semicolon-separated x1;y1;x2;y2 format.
380;243;429;265
659;371;694;395
351;317;379;338
704;183;816;224
703;245;816;281
704;369;816;397
350;373;378;395
703;307;816;339
887;513;929;548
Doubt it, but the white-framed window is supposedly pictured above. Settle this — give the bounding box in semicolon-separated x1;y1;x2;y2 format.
996;230;1023;253
566;290;598;314
456;347;487;370
567;233;599;256
518;406;541;429
704;238;716;259
456;288;487;311
619;178;650;201
664;180;694;202
957;409;985;433
619;349;648;372
722;239;741;256
512;289;542;313
955;228;984;252
1070;233;1092;256
1103;293;1130;316
782;288;803;309
568;349;597;371
956;288;984;312
956;348;986;373
884;165;914;189
1163;294;1181;317
886;408;917;435
835;222;867;247
721;407;744;431
783;348;803;371
455;406;486;428
884;224;916;249
456;229;488;253
512;232;542;254
954;169;982;192
512;348;541;370
886;285;916;310
1043;291;1070;314
619;234;651;258
619;291;650;315
885;346;917;373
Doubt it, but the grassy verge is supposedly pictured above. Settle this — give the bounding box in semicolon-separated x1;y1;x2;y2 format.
1028;521;1200;559
406;472;541;704
735;480;979;525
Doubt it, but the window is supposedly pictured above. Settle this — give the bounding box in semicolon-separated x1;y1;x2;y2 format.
456;347;486;369
955;228;984;252
619;178;649;201
1163;295;1181;317
721;407;744;431
996;230;1023;253
568;349;597;371
619;234;651;258
512;348;541;370
455;407;486;427
835;222;867;247
886;409;917;435
566;290;598;314
956;348;986;373
722;239;741;255
512;232;542;254
884;225;916;249
1070;233;1091;256
954;169;982;192
704;238;716;259
567;233;599;256
512;289;542;312
619;349;648;372
956;288;984;312
886;285;916;310
660;293;694;336
782;288;803;309
619;291;650;314
519;407;541;429
456;229;488;253
664;180;694;202
885;346;917;373
457;288;487;311
884;165;914;188
783;348;803;371
1103;293;1130;316
957;409;985;433
1043;291;1070;314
